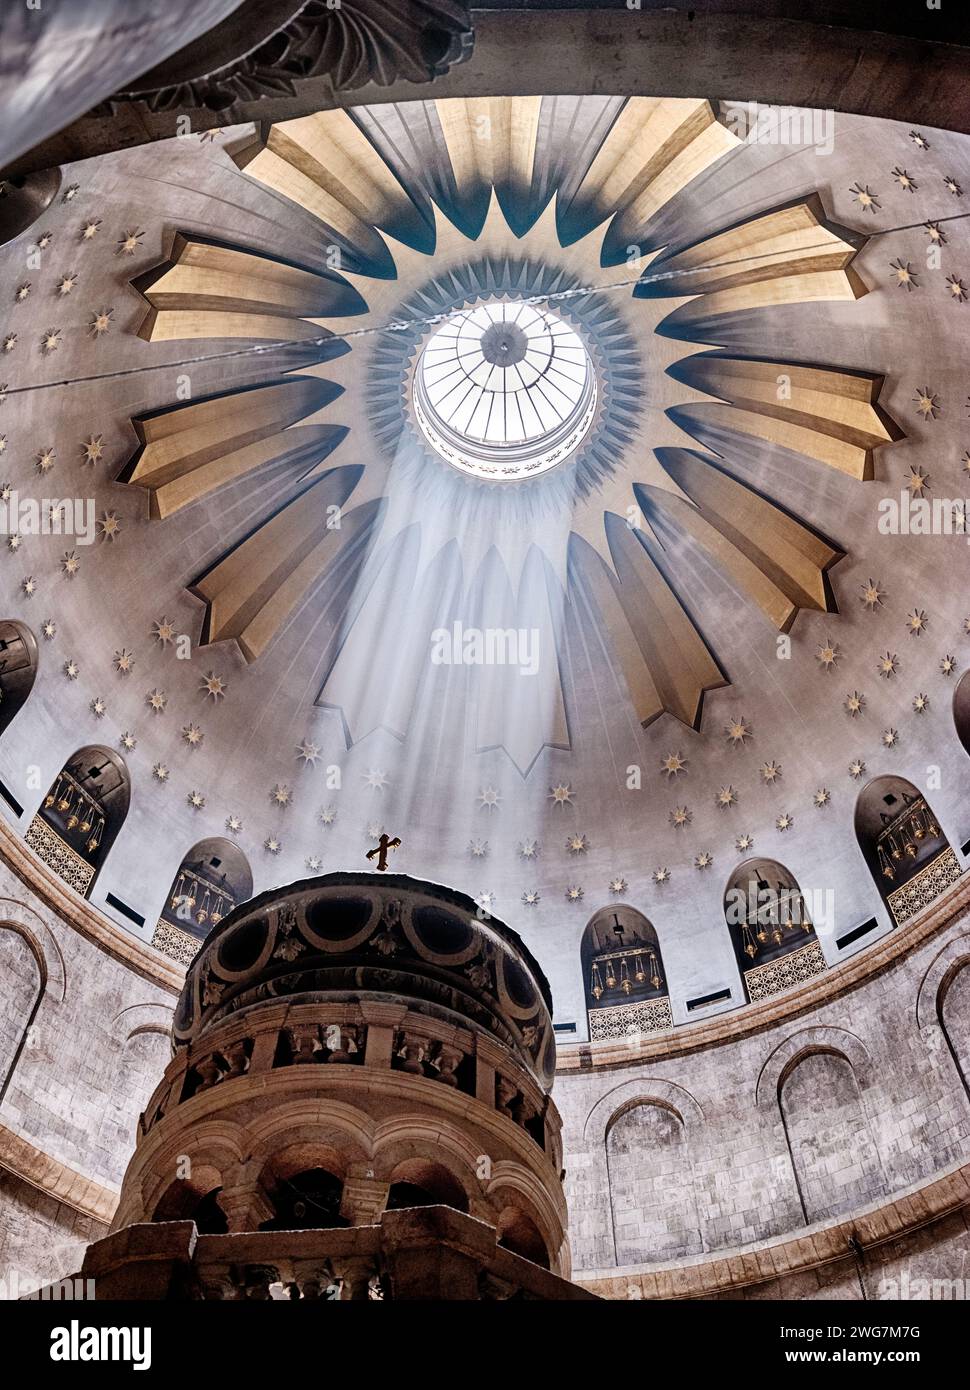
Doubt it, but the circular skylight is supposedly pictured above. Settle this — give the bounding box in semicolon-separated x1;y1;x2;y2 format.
412;300;597;480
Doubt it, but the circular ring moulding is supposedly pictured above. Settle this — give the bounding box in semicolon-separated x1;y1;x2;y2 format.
412;300;597;481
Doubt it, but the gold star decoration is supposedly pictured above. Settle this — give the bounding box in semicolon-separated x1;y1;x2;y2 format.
924;221;947;246
519;840;539;859
81;435;104;463
889;259;918;291
0;482;10;500
200;671;227;699
912;391;939;422
306;855;323;872
521;890;541;906
913;692;930;713
940;654;956;675
62;550;80;577
816;640;839;670
146;688;167;713
567;832;589;853
814;788;830;808
878;652;900;678
669;806;692;828
7;533;21;551
187;790;206;810
89;308;113;337
270;784;292;807
63;660;79;680
264;837;282;855
943;176;964;196
660;752;688;778
40;327;62;353
97;511;121;541
761;761;782;783
36;232;52;250
3;334;16;353
905;608;928;636
891;167;917;192
226;815;243;833
477;784;499;810
909;130;930;150
609;876;628;893
776;812;794;832
41;619;56;640
565;885;584;902
845;691;866;717
120;731;136;751
90;696;106;718
469;840;488;858
882;728;900;747
56;272;78;296
15;282;30;301
735;833;755;853
152;617;176;645
319;806;337;827
81;221;101;241
113;648;134;674
152;763;170;782
694;851;714;870
21;576;36;597
0;437;6;454
475;891;496;914
62;184;80;202
296;740;321;765
849;758;867;779
849;183;880;212
549;783;574;806
182;723;204;747
725;716;752;746
117;229;145;256
716;785;738;809
653;866;671;884
947;276;968;303
35;447;55;473
861;579;885;610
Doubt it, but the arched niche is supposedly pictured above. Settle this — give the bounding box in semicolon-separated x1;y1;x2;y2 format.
605;1099;703;1264
954;670;970;757
151;837;253;965
0;619;38;738
385;1159;469;1215
0;923;44;1103
581;904;671;1041
724;858;825;1003
26;746;130;898
854;775;958;925
779;1049;884;1225
259;1168;349;1232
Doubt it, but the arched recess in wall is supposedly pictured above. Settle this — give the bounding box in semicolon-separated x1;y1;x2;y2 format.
778;1045;884;1226
953;670;970;757
0;922;45;1104
0;620;38;738
151;837;253;966
724;859;825;1003
854;775;959;927
916;938;970;1110
581;904;670;1041
605;1099;703;1264
25;746;130;898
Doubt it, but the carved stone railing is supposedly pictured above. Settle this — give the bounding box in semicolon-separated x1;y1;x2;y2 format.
886;846;963;925
73;1207;596;1302
743;938;827;1002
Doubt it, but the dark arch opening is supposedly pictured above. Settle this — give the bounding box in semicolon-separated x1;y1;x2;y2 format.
953;669;970;758
496;1208;550;1270
385;1159;469;1214
259;1168;348;1232
854;775;955;925
28;746;130;898
581;904;670;1041
0;619;38;737
153;837;253;961
724;859;822;1003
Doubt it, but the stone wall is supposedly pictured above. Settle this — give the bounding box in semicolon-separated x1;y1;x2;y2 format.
556;881;970;1293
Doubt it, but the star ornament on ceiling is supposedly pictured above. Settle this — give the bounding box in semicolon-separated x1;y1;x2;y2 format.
296;739;321;765
122;98;902;777
608;876;628;894
364;768;390;793
549;783;574;807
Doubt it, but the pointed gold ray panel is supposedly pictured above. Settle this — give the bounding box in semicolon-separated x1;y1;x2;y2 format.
670;358;901;481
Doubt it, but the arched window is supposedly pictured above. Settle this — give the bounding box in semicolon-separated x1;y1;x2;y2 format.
152;837;253;965
384;1159;469;1214
581;905;670;1041
259;1169;348;1232
724;859;825;1002
26;746;130;897
0;620;38;738
854;776;959;925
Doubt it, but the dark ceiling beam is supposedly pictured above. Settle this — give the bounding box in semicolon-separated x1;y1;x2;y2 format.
4;4;970;179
